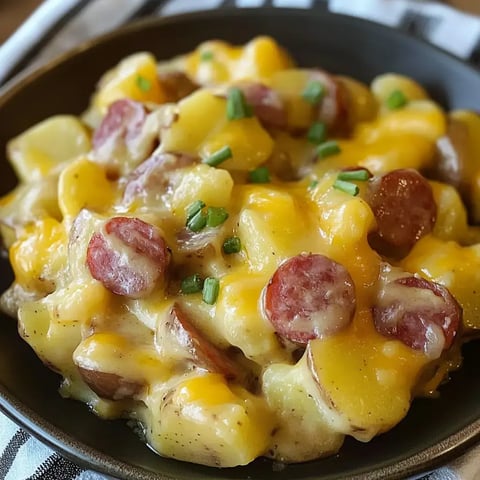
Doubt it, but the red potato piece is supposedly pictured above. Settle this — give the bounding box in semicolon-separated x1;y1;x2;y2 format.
78;366;144;400
240;83;287;129
310;70;348;131
164;304;241;380
372;268;461;359
86;217;170;298
158;70;198;102
367;169;437;258
123;152;197;205
263;253;356;345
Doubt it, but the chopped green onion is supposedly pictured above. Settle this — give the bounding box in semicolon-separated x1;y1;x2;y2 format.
248;166;270;183
226;87;253;120
308;179;319;190
307;121;327;144
136;75;151;92
386;90;407;110
333;179;359;196
302;80;325;105
223;236;242;254
206;207;229;227
203;146;232;167
200;50;214;61
186;210;207;232
337;169;371;181
317;140;341;159
186;200;206;223
202;277;220;305
181;274;204;294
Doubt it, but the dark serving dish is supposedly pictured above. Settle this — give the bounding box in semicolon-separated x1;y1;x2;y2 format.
1;7;480;480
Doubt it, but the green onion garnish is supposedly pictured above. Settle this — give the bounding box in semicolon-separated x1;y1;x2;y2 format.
206;207;229;227
302;80;326;105
203;146;232;167
337;169;371;181
186;210;207;232
248;166;270;183
181;274;204;294
317;140;341;159
202;277;220;305
386;90;407;110
200;51;214;61
186;200;206;223
226;87;253;120
136;75;151;92
222;236;241;254
333;179;359;196
308;179;319;190
307;121;327;144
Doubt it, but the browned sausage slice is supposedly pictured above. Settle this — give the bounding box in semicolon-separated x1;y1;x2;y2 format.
78;367;144;400
240;83;287;129
367;169;437;257
161;304;241;380
86;217;170;298
372;266;461;359
263;253;356;345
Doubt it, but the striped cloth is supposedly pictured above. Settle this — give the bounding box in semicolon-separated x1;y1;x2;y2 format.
1;0;480;479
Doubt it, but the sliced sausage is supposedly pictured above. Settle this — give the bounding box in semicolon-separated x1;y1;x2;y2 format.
372;265;461;359
86;217;170;298
78;367;144;400
367;169;437;258
158;70;198;102
123;152;196;205
158;304;241;380
263;253;356;345
240;83;287;129
93;99;147;166
310;70;349;132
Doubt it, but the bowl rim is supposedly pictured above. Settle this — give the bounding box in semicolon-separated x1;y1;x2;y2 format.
1;6;480;480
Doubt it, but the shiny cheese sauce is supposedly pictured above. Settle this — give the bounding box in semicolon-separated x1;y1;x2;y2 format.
0;37;478;467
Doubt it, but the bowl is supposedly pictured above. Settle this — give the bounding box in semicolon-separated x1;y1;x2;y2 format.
1;7;480;480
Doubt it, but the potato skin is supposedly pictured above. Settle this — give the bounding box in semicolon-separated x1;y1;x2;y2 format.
78;366;144;400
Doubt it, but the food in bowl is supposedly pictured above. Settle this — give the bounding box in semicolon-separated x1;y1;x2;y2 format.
1;36;479;467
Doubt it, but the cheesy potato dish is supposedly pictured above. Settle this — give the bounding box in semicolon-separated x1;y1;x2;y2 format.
2;36;480;467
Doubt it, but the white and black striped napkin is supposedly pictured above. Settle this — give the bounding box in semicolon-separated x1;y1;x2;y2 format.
1;0;480;479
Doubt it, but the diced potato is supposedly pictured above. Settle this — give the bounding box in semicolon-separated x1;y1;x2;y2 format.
200;117;274;171
0;174;61;232
58;157;115;218
7;116;91;182
145;373;275;467
306;311;430;440
10;218;67;293
160;90;226;154
237;185;318;274
358;100;447;142
214;271;288;364
402;235;480;330
93;53;166;111
338;76;378;126
358;133;435;174
430;181;469;242
371;73;429;107
263;360;344;462
171;164;234;216
270;69;314;130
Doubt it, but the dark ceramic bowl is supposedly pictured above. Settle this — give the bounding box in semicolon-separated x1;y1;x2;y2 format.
1;8;480;480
